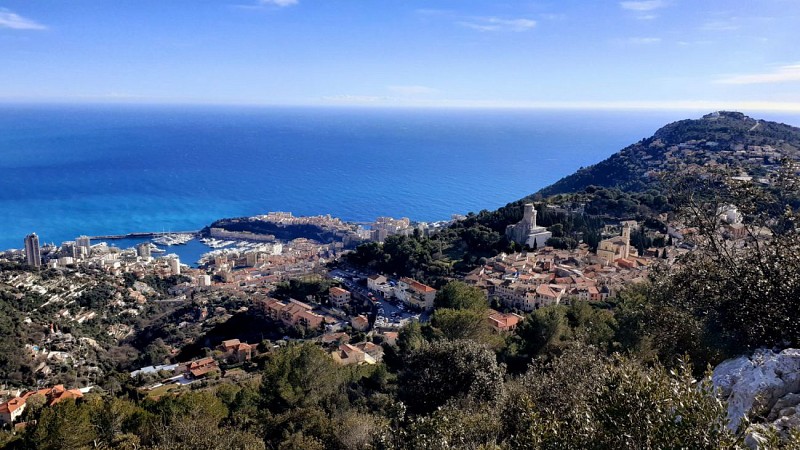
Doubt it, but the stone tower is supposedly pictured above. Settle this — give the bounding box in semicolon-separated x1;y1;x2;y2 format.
621;224;631;259
523;203;537;227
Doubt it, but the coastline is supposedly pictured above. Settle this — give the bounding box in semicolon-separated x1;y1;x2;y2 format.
0;106;692;252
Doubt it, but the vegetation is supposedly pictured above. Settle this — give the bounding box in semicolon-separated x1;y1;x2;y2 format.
274;275;338;304
538;111;800;197
4;113;800;447
207;218;349;245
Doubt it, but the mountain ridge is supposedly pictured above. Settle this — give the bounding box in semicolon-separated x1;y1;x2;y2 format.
534;111;800;198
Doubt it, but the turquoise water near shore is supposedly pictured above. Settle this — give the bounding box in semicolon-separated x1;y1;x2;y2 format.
2;104;798;253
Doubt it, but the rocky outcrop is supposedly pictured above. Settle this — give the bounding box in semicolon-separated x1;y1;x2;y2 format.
713;349;800;447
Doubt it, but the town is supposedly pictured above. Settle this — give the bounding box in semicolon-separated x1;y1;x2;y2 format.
0;195;741;430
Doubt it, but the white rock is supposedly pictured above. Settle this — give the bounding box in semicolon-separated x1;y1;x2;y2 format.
712;348;800;430
768;393;800;421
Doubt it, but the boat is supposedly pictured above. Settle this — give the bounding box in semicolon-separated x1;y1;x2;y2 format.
152;233;194;246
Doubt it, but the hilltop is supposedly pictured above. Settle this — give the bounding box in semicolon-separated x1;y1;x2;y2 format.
537;111;800;197
204;212;365;247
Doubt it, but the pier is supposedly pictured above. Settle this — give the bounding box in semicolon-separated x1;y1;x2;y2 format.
89;231;201;240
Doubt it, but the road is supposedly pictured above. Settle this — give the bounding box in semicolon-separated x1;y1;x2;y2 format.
328;268;427;330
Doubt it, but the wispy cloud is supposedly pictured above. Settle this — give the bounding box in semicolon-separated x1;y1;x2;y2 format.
237;0;297;9
0;9;47;30
620;1;669;19
620;37;662;45
388;85;438;96
258;0;297;6
700;19;740;31
716;64;800;85
458;17;537;32
619;1;667;11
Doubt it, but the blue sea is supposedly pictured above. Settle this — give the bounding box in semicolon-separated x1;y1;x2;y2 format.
2;104;798;260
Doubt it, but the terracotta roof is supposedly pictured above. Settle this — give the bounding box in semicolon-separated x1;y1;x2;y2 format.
0;397;25;414
188;357;215;370
49;389;82;405
400;277;436;293
536;284;559;298
18;385;84;407
351;315;369;326
488;312;523;329
339;344;363;358
329;287;349;296
190;365;218;378
321;332;351;344
221;339;241;349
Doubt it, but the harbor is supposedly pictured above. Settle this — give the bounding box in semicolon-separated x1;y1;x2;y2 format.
89;231;200;241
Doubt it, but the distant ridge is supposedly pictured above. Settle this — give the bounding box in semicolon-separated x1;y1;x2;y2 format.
535;111;800;197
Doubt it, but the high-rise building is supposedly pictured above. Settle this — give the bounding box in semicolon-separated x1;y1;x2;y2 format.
136;243;151;259
24;233;41;268
60;241;79;259
75;236;91;258
169;257;181;275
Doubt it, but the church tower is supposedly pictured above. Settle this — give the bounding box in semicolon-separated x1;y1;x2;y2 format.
621;224;631;259
523;203;537;228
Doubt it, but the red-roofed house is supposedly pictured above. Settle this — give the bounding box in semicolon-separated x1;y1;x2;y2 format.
1;385;85;425
367;274;388;291
350;315;370;332
0;397;26;425
535;284;564;308
218;339;253;362
329;287;351;308
487;311;524;333
396;277;437;311
181;357;219;379
262;298;325;330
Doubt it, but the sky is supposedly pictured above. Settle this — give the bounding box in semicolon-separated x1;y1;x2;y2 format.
1;0;800;110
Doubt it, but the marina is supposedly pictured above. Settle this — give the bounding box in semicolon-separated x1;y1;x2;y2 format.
152;233;195;246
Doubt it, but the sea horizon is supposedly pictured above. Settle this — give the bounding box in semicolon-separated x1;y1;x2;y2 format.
2;104;799;253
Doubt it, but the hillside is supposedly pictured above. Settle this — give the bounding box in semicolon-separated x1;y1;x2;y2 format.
537;111;800;197
204;212;365;247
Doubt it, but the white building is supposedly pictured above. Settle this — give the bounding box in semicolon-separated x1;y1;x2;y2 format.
197;274;212;287
597;224;633;264
396;277;436;311
329;287;352;308
75;236;92;258
505;204;552;249
168;257;181;275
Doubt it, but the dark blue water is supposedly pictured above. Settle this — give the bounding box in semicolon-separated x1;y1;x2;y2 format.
2;104;797;252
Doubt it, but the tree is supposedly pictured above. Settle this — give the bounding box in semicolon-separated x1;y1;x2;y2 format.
259;343;344;414
515;306;572;357
396;320;425;354
146;392;231;449
399;339;505;414
654;166;800;361
332;411;388;450
503;343;736;449
434;281;488;311
22;393;47;421
549;223;565;238
86;396;142;449
29;399;96;450
401;401;503;449
431;308;494;344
